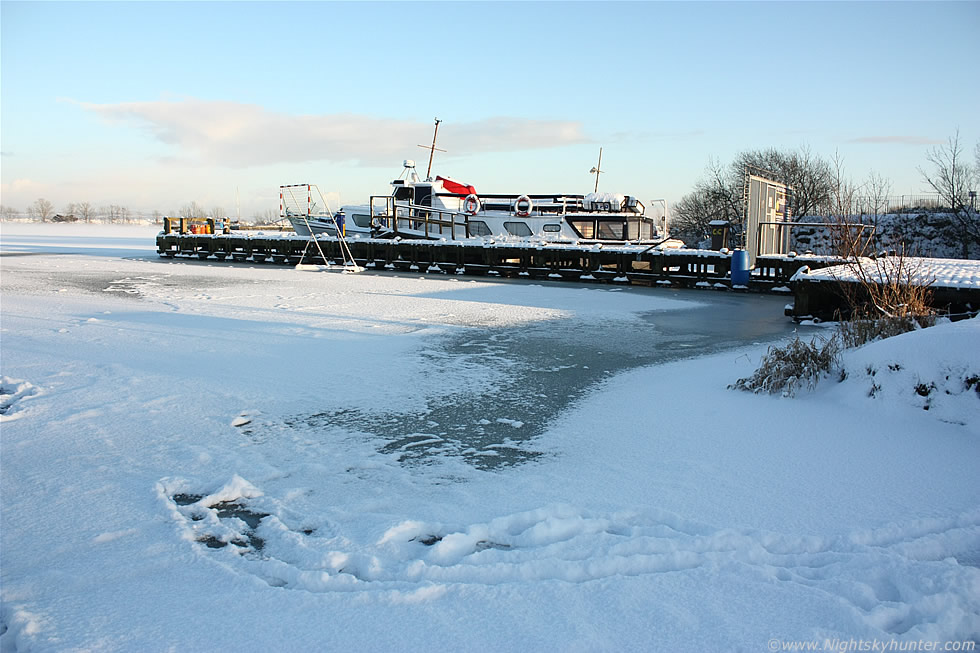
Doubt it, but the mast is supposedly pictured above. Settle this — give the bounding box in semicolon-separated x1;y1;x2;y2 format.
418;117;446;181
590;147;603;193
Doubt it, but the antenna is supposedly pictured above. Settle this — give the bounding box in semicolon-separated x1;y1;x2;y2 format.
418;118;446;181
589;147;603;193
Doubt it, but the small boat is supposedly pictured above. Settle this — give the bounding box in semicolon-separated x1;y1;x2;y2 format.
280;182;375;238
286;205;374;238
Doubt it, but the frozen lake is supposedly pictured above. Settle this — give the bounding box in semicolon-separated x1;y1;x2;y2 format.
2;223;977;652
281;287;798;470
2;223;798;469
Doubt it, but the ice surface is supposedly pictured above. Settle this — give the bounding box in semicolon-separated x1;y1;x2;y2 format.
1;223;978;651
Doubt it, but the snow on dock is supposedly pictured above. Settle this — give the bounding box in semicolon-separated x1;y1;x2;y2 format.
155;229;833;289
793;256;980;290
789;256;980;320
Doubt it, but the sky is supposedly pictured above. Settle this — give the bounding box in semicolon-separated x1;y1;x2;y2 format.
1;1;978;220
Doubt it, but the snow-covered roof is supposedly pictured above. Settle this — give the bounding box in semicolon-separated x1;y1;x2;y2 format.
793;256;980;290
583;192;625;211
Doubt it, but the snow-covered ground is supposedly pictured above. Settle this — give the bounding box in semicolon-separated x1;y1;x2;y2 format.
1;223;978;651
791;212;980;260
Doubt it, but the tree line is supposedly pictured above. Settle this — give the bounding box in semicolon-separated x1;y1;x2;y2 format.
0;199;148;223
0;200;280;224
670;129;979;253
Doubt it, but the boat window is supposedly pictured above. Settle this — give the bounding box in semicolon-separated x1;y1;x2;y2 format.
468;220;492;237
597;221;626;239
393;187;413;202
504;222;533;237
352;213;372;228
543;224;561;232
415;185;433;207
569;220;595;239
633;219;654;240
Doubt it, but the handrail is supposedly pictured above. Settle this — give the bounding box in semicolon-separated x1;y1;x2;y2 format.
369;196;469;240
368;191;657;242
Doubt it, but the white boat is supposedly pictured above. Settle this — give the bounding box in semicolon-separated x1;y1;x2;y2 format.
282;154;680;248
366;160;678;246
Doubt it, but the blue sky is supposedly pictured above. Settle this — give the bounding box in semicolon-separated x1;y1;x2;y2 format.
2;1;978;219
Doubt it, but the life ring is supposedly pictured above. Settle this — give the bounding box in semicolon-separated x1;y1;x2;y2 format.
514;194;533;217
463;193;481;216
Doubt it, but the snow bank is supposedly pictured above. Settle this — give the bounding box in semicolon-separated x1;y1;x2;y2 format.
828;317;980;426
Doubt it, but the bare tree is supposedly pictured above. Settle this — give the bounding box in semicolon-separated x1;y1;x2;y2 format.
826;152;870;259
248;208;278;225
31;198;54;222
919;129;980;255
77;202;95;223
861;170;891;227
975;140;980;182
675;144;834;249
920;129;976;210
791;144;834;218
827;153;934;336
99;204;130;223
0;205;19;220
734;144;832;218
672;158;743;246
672;186;722;245
179;202;204;219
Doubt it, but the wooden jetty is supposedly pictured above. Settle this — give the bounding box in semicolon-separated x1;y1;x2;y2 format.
155;224;980;319
155;226;837;290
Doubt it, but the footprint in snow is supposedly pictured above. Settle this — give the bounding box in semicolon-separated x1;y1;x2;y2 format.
160;475;980;638
0;377;41;422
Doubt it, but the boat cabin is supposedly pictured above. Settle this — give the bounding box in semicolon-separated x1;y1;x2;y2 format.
370;160;662;244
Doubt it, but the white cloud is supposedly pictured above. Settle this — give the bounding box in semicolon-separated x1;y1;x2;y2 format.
75;99;589;168
0;178;46;200
6;178;44;191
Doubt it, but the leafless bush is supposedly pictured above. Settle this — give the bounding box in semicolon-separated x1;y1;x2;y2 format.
730;335;840;397
825;154;936;335
832;250;935;322
834;310;932;349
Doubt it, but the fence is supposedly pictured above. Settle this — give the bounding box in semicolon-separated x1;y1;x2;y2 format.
853;194;945;215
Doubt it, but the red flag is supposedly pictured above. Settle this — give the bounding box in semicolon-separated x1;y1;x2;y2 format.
435;175;477;196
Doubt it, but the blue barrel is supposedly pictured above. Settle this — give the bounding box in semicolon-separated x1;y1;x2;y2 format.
731;249;750;285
